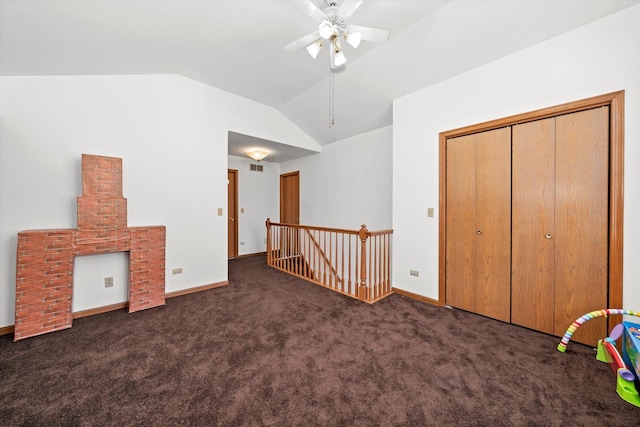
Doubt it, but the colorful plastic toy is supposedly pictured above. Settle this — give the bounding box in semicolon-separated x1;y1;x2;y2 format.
556;309;638;352
557;309;640;408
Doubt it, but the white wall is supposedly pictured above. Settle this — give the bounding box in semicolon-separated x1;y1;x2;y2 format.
227;156;280;256
393;6;640;311
280;125;393;231
73;253;129;312
0;74;320;327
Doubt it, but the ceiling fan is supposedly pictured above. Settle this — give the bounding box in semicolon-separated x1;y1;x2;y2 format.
284;0;389;70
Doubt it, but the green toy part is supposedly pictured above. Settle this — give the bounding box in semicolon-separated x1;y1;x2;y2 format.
616;369;640;407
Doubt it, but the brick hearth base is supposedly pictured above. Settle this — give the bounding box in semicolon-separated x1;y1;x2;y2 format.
14;154;166;341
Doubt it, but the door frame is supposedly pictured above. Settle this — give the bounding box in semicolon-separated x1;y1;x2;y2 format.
228;169;238;258
438;91;624;327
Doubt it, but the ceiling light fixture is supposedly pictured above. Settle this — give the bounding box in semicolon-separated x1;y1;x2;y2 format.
284;0;389;70
345;31;361;49
247;149;269;162
333;47;347;67
287;1;388;72
306;39;323;59
318;20;333;39
284;1;390;127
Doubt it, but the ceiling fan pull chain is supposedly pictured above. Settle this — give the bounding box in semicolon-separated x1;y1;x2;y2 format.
329;71;335;127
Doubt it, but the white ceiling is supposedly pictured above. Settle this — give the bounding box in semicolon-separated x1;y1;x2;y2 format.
1;0;638;160
228;131;319;163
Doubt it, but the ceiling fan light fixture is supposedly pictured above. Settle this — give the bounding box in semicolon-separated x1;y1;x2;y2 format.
247;149;269;162
306;39;323;59
319;20;333;39
334;49;347;67
346;31;361;49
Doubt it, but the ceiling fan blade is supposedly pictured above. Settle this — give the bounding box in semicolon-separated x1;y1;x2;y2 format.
339;0;363;19
347;25;389;43
300;0;327;22
284;31;321;53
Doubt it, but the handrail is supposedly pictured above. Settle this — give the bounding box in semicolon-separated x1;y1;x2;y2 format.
269;221;361;235
266;219;393;303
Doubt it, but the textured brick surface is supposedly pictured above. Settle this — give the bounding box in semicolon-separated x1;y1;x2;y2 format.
77;154;127;230
14;154;165;341
129;226;166;313
15;230;75;341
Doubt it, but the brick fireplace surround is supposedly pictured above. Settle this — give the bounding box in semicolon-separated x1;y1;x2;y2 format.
14;154;166;341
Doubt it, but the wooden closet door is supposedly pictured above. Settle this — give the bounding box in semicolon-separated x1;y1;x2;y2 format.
554;107;609;345
446;134;477;313
512;118;556;334
446;128;511;322
512;108;609;346
475;128;511;322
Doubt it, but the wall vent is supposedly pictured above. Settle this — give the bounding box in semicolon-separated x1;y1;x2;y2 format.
250;164;264;172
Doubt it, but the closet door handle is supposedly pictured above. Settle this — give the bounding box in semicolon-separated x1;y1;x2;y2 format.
476;230;482;235
545;233;552;239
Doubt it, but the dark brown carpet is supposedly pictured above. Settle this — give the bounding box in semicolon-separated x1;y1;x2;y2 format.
1;254;638;426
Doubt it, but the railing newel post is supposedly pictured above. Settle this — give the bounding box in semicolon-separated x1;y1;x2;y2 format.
266;218;272;265
358;224;369;302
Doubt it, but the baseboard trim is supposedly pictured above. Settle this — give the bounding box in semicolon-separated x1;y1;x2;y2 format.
0;280;231;337
229;252;266;260
0;325;14;336
73;302;130;319
392;287;441;306
165;280;229;298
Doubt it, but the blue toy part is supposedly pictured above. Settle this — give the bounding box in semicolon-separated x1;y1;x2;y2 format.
620;321;640;408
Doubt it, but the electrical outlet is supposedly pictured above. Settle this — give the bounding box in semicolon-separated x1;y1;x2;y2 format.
410;270;419;277
172;268;182;275
264;238;267;244
104;277;114;288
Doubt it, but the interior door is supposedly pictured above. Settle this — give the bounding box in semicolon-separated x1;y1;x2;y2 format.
512;117;556;335
445;127;511;322
445;133;477;313
228;169;238;258
554;107;609;345
512;107;609;346
474;127;511;323
280;171;300;259
280;171;300;224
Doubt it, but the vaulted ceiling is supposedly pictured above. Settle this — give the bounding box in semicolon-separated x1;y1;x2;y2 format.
1;0;638;151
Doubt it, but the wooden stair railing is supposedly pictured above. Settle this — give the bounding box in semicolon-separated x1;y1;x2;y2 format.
303;228;343;288
266;219;393;303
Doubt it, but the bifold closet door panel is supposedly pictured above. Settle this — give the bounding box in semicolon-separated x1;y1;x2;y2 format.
445;128;511;322
512;118;556;335
475;127;511;323
445;134;477;313
554;107;609;345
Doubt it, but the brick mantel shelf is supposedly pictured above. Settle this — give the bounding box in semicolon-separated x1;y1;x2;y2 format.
15;154;166;341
